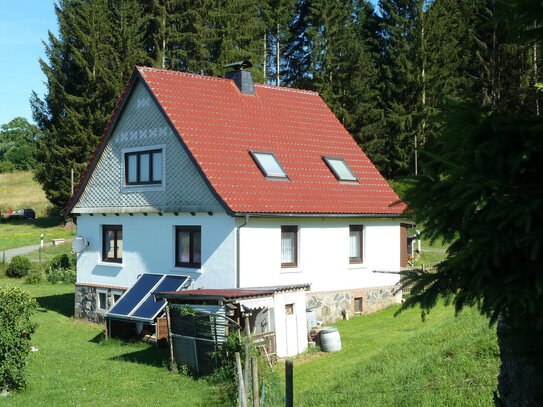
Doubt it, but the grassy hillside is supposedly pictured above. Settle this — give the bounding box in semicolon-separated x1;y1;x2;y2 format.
0;171;52;217
0;171;75;250
0;279;499;406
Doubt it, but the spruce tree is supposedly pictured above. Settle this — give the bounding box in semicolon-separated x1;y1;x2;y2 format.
32;0;146;208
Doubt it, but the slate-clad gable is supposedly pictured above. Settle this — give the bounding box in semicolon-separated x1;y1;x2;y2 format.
73;81;223;214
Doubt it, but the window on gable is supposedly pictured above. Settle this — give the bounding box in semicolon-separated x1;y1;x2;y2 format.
102;225;123;263
125;149;163;185
349;225;363;264
249;151;287;178
323;156;357;182
281;225;298;268
176;226;201;268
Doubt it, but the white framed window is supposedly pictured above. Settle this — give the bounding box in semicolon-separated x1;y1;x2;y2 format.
97;290;108;311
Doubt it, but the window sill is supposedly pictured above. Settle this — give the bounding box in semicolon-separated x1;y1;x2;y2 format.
171;267;203;274
280;268;303;274
348;264;367;271
97;262;124;268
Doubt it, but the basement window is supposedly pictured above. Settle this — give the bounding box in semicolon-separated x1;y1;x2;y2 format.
323;156;357;182
249;151;287;178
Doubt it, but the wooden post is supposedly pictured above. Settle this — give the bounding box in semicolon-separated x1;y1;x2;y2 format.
244;343;250;399
236;352;248;407
252;356;260;407
244;315;251;398
165;302;175;369
285;360;293;407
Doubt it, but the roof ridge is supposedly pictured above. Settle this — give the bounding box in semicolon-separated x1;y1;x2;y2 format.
136;65;231;83
136;65;319;95
253;83;319;95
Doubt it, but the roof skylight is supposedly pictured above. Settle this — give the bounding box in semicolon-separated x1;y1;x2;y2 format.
249;151;287;178
323;157;357;182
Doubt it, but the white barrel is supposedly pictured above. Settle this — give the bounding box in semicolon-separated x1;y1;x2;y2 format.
320;327;341;352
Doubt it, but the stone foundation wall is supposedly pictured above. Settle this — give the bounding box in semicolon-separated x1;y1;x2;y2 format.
75;284;126;323
306;285;401;325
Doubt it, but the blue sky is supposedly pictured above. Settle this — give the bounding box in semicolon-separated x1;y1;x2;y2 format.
0;0;58;126
0;0;380;126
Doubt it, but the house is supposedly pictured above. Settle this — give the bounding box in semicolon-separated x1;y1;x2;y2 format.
64;62;407;330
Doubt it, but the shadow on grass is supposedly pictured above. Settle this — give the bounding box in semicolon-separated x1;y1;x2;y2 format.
0;215;65;228
35;292;74;318
109;346;170;368
90;331;106;343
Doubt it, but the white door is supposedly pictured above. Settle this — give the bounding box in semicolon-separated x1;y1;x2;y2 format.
285;303;298;357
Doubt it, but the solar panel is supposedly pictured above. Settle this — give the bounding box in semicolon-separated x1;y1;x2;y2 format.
107;274;162;317
131;275;188;320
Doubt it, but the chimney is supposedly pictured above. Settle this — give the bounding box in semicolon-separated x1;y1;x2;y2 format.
225;61;255;95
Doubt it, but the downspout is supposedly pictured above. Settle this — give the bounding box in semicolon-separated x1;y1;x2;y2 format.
236;215;249;288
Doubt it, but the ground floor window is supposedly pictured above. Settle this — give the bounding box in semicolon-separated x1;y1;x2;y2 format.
281;226;298;268
102;225;123;263
175;226;201;268
349;225;363;264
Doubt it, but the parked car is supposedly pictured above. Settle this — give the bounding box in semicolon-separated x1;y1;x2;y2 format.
10;209;36;219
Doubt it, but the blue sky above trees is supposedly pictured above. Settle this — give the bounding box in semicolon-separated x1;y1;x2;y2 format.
0;0;380;126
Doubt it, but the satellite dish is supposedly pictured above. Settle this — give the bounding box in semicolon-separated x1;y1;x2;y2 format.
72;235;88;253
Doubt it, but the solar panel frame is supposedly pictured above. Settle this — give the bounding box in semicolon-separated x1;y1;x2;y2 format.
107;274;163;317
131;275;188;320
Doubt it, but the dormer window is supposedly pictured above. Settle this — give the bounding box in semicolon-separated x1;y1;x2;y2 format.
322;156;357;182
123;146;164;186
249;151;287;178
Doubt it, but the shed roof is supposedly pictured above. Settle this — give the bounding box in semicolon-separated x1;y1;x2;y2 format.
65;66;406;216
155;284;310;302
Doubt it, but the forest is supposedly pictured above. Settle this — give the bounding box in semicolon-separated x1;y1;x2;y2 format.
30;0;542;208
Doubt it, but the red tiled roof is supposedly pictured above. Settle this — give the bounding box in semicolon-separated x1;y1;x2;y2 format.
65;66;405;216
138;67;404;215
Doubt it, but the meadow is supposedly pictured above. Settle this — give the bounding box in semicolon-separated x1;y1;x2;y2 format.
0;279;499;407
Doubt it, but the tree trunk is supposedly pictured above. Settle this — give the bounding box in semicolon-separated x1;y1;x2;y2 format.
494;318;543;406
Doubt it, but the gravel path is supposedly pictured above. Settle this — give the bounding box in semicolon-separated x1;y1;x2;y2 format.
1;240;72;262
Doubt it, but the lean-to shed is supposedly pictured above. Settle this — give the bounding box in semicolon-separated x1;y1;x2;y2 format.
155;284;309;373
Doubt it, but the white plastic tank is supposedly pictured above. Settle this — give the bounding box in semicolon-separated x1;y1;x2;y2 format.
320;327;341;352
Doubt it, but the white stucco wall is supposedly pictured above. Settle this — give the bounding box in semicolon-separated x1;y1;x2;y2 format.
238;217;401;292
76;213;236;289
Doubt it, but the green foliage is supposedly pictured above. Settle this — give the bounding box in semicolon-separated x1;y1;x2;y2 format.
6;256;32;278
0;286;38;391
24;269;44;285
46;268;76;285
399;102;543;330
0;118;39;173
46;253;76;284
49;253;73;271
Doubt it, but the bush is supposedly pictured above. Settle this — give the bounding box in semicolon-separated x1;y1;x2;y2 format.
49;253;71;271
46;268;76;285
0;286;38;391
24;269;44;284
6;256;31;278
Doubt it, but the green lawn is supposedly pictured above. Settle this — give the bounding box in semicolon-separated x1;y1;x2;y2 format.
289;306;499;406
0;280;218;407
0;280;499;406
0;216;76;251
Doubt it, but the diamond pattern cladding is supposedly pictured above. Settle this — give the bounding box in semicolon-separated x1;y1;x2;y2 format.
74;81;223;213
